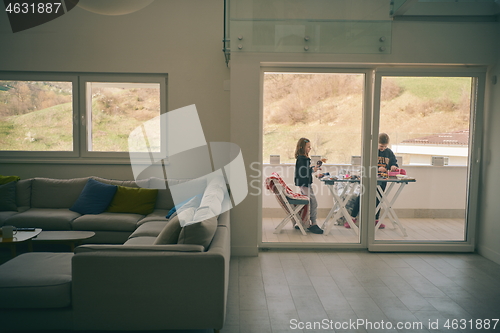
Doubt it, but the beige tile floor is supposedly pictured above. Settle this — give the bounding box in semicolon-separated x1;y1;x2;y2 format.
3;227;497;333
262;217;466;243
222;250;500;333
3;249;498;333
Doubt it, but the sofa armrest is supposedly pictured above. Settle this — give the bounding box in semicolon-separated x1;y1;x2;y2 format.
72;226;230;331
74;244;204;253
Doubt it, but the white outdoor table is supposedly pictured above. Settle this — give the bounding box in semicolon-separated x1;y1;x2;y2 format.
321;177;416;236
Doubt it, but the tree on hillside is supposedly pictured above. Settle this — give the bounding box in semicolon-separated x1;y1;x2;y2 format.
0;81;71;118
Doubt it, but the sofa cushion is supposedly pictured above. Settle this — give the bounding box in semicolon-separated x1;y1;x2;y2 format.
31;177;89;209
0;175;20;185
0;211;18;225
154;215;182;245
177;206;197;225
177;215;218;250
129;221;168;239
194;186;224;221
137;209;170;226
15;179;32;208
6;208;79;230
123;236;157;245
91;176;149;188
156;177;207;210
70;179;118;215
72;212;142;232
0;181;17;211
166;194;202;219
107;186;158;215
0;252;73;309
174;176;225;250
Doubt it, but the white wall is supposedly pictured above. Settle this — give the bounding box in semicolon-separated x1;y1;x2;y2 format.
230;19;499;255
478;57;500;265
0;0;230;179
1;2;499;257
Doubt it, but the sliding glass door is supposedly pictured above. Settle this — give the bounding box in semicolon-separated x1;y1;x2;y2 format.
261;70;367;246
260;67;484;252
367;70;484;252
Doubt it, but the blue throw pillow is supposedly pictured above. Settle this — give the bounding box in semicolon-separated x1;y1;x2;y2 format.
166;194;202;218
70;178;118;215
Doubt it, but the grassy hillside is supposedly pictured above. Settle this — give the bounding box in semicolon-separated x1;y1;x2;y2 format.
263;74;471;164
0;103;158;152
0;84;159;152
0;103;73;151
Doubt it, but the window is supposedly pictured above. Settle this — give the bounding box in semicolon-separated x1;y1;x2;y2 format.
0;72;167;160
263;72;364;164
379;76;471;166
0;77;74;152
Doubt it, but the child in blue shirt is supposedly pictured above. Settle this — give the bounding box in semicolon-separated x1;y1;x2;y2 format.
348;133;399;229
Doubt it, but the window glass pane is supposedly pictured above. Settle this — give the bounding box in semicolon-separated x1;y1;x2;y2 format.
87;82;161;152
0;80;73;151
262;72;364;245
381;76;471;167
263;72;364;164
377;76;471;242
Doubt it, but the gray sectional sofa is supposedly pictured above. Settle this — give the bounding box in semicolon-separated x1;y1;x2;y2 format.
0;175;231;332
1;176;211;244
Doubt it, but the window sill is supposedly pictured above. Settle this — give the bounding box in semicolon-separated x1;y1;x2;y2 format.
0;157;135;165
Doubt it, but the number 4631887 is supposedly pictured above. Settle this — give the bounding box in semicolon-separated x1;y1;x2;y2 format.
444;319;498;330
5;2;62;14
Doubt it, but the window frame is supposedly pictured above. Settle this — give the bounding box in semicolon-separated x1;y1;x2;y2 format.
0;71;168;163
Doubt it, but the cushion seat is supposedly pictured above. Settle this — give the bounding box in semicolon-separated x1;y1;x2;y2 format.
0;252;73;309
128;221;168;239
0;211;18;225
137;209;170;226
123;236;157;245
72;212;143;232
6;208;80;230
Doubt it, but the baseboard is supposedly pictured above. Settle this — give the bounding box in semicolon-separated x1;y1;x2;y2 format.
262;208;331;218
394;209;465;219
262;208;465;219
231;245;258;257
477;244;500;266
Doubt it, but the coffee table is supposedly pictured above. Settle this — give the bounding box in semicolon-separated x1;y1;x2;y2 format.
32;231;96;251
0;228;42;257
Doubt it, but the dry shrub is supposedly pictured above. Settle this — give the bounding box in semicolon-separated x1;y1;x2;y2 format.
268;95;307;125
0;82;72;117
403;96;457;117
381;78;404;101
264;73;363;125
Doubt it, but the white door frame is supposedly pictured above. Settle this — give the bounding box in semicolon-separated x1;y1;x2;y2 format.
367;68;486;252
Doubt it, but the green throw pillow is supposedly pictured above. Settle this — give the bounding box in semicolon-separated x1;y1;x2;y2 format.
0;175;20;185
107;186;158;215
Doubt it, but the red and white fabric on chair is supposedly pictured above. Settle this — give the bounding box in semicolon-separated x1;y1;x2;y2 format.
265;172;310;232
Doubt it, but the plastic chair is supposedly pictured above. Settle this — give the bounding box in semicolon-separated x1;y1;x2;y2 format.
265;174;309;236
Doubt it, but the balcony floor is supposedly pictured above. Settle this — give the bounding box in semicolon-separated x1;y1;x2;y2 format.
262;217;466;243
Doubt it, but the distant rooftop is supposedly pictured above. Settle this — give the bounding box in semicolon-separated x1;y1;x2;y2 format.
400;130;469;146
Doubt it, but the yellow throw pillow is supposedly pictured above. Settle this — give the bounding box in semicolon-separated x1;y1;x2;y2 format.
107;186;158;215
0;175;20;185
